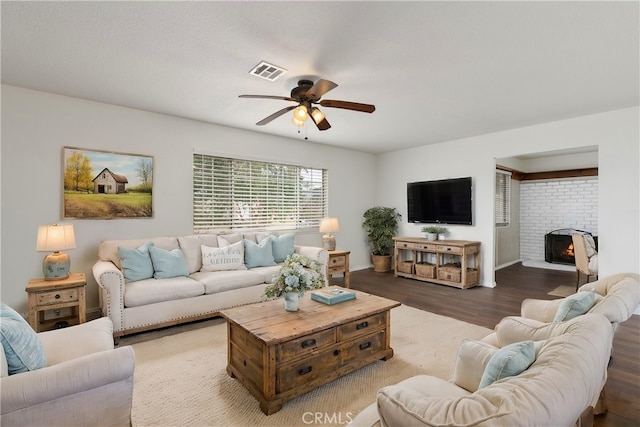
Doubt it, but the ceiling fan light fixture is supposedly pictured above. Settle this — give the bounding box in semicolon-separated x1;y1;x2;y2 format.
293;105;308;121
310;107;326;124
291;116;305;127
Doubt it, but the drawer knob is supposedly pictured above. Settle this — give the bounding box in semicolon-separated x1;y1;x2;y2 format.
333;349;341;356
356;321;368;330
55;294;61;299
359;342;372;350
301;339;316;349
298;366;312;376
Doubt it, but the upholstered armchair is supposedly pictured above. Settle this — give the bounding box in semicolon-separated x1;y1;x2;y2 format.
1;316;135;427
520;273;640;333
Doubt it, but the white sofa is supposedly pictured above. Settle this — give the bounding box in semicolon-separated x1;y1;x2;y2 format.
349;313;613;427
1;317;134;426
93;231;328;339
521;272;640;333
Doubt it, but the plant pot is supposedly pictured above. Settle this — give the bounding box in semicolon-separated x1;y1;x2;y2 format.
283;292;299;312
371;254;392;272
426;233;437;241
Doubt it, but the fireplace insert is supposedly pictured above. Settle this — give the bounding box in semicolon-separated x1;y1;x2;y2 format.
544;229;597;265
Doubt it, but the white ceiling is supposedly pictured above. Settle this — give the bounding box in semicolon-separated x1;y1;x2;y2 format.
2;1;638;154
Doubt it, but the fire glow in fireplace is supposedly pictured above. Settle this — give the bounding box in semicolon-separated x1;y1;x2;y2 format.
545;229;598;265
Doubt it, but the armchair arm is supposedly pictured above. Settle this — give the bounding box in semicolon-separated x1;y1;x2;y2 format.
520;298;562;322
295;245;330;286
1;346;135;426
93;261;125;332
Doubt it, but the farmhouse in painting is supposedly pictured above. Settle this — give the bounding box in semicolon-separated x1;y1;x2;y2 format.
92;168;128;194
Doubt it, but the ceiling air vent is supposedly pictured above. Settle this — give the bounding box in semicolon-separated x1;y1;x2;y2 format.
249;61;287;81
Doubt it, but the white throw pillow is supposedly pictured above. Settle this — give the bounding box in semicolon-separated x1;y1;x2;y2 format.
201;241;246;271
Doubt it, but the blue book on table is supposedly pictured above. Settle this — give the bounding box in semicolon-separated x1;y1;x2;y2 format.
310;288;356;305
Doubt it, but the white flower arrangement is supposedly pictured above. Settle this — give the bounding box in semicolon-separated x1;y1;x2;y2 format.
264;253;325;298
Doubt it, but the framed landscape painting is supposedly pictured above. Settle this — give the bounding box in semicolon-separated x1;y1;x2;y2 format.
63;147;153;219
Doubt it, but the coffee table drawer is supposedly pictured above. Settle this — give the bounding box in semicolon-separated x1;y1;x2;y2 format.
276;328;336;362
276;346;343;393
337;312;385;341
341;330;385;361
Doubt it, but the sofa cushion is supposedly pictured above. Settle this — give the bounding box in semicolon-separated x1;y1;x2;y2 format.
118;242;155;283
191;270;267;294
259;233;295;263
249;265;281;284
201;241;246;271
244;238;277;268
479;340;535;388
217;234;243;246
0;303;47;375
178;234;220;274
453;339;498;392
123;277;205;308
99;237;179;269
149;246;189;279
553;291;596;322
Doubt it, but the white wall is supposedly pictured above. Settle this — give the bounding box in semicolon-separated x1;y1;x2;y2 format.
1;85;376;315
376;107;639;286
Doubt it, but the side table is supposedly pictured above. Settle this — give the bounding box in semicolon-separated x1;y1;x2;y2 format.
327;250;350;288
26;273;86;332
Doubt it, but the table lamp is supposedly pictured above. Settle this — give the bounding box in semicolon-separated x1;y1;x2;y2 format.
36;224;76;280
319;217;340;251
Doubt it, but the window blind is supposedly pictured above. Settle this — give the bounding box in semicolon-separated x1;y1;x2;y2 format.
495;170;511;227
193;154;327;233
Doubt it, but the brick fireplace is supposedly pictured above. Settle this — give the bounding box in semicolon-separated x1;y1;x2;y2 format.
520;177;598;265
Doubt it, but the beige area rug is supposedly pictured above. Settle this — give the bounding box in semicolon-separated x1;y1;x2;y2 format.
548;285;576;297
123;304;491;427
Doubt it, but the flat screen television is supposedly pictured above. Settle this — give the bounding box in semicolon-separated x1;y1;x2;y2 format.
407;177;473;225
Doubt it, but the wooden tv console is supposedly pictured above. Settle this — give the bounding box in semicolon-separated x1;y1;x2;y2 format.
393;237;481;289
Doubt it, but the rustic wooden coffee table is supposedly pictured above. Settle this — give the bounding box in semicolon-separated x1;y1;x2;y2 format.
220;287;401;415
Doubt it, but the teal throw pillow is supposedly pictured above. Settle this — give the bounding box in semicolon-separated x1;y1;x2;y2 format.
118;242;154;283
553;291;596;322
149;246;189;279
244;238;277;269
0;303;47;375
269;233;295;263
478;340;535;389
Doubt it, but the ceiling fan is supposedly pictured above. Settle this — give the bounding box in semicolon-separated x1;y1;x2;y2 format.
239;79;375;131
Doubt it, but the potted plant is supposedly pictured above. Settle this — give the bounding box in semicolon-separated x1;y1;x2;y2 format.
421;225;439;241
362;206;401;272
436;226;448;240
263;253;326;311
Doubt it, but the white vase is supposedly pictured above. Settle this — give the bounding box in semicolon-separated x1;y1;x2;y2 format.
426;233;437;241
284;292;300;312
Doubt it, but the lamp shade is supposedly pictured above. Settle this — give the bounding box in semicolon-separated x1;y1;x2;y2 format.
319;218;340;233
36;224;76;252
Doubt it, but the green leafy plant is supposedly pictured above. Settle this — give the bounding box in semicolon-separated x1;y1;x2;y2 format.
422;226;448;234
362;207;402;256
263;253;325;298
421;225;440;234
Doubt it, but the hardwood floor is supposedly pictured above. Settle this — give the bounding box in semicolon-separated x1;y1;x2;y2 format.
340;263;639;427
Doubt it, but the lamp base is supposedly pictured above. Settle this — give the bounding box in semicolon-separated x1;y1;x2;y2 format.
43;252;70;281
322;234;336;251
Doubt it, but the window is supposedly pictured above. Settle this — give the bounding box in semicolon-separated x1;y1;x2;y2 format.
495;170;511;227
193;154;327;233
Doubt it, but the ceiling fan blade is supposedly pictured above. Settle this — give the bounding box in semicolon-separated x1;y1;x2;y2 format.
256;105;296;126
314;117;331;131
239;94;295;102
304;79;338;99
319;99;376;113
